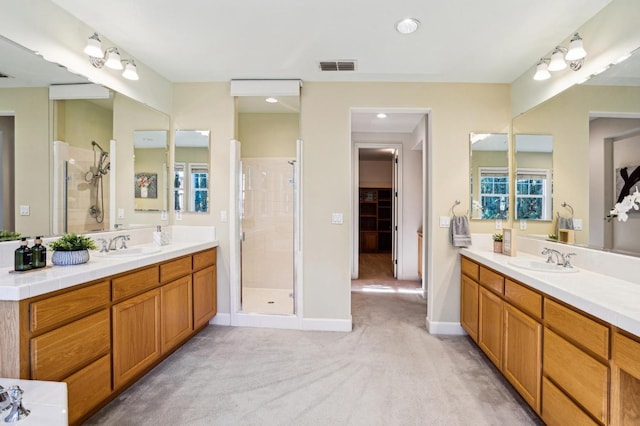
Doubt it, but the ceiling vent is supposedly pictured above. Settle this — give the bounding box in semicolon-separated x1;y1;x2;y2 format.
0;72;11;78
319;60;357;72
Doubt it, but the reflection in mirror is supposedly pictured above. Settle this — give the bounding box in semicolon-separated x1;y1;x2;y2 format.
133;130;168;212
469;133;509;220
53;98;114;234
174;130;210;213
514;134;553;221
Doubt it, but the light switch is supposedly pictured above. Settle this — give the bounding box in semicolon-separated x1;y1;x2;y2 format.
19;205;30;216
439;216;450;228
331;213;343;224
161;210;168;220
220;210;228;222
117;208;125;219
520;220;527;230
573;218;583;231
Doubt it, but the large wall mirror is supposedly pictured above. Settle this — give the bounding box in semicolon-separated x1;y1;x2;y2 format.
469;132;509;220
0;34;170;237
512;45;640;256
514;134;553;221
174;130;210;213
134;130;168;212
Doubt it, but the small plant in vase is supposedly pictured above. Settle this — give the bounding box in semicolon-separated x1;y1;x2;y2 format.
492;233;503;253
48;233;97;266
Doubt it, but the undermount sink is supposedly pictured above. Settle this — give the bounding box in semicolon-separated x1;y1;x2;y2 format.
508;258;579;273
93;246;161;258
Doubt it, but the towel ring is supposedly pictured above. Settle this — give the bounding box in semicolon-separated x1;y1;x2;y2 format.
451;200;468;216
561;201;574;217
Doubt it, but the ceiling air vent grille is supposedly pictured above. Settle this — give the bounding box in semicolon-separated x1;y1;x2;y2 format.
0;72;11;78
319;60;357;72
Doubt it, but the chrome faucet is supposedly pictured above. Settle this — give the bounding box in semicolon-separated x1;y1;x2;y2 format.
0;385;30;423
95;238;109;253
542;247;576;268
109;234;130;251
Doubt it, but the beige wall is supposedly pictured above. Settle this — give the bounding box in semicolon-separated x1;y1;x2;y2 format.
359;159;392;188
513;85;640;245
0;87;50;236
238;113;298;158
55;100;113;150
300;82;510;324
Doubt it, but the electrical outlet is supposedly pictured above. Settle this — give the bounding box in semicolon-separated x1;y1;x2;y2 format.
117;208;125;219
161;210;168;220
520;220;527;230
19;205;30;216
496;219;503;230
331;213;343;224
176;211;183;221
573;218;583;231
220;210;228;222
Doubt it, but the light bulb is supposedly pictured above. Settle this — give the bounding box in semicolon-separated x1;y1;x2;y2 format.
533;60;550;81
104;48;123;70
565;33;586;61
548;49;567;72
83;34;104;58
122;61;139;80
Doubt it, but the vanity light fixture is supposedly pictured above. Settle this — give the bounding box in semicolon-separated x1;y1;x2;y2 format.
121;60;139;81
533;32;587;81
395;18;420;35
84;33;139;80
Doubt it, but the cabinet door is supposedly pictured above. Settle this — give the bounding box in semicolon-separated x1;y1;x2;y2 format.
161;276;193;354
542;376;598;426
193;265;217;329
460;275;479;342
503;303;541;413
478;286;503;368
112;289;161;389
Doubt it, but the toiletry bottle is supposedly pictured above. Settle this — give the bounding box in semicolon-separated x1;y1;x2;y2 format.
32;236;46;269
14;238;32;271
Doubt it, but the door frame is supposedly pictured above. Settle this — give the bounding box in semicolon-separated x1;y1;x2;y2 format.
352;142;403;279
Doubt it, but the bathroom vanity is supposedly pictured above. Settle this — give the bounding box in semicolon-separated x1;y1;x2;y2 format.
460;242;640;426
0;238;217;425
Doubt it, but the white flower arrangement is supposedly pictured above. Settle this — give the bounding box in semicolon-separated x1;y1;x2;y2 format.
607;186;640;222
472;200;483;212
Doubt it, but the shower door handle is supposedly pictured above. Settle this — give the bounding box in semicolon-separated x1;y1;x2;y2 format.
241;232;246;242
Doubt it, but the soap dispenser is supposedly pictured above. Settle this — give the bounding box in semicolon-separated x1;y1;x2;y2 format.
14;238;32;271
153;225;169;246
31;236;47;269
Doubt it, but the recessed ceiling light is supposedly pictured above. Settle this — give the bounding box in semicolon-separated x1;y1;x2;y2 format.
265;97;278;103
395;18;420;35
377;113;387;119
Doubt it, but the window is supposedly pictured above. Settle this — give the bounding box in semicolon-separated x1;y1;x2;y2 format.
516;168;551;220
479;167;509;219
189;163;208;213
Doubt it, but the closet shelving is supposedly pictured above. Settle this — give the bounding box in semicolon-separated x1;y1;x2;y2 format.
359;188;392;252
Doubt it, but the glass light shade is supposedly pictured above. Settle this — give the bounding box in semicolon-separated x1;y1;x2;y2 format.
565;35;586;61
533;61;551;81
122;61;139;80
83;37;104;58
104;49;123;70
395;18;420;34
548;50;567;71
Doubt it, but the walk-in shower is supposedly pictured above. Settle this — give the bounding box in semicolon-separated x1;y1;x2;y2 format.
86;141;110;224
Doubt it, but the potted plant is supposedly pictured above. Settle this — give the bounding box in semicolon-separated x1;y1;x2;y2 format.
0;230;21;242
48;233;97;266
492;233;503;253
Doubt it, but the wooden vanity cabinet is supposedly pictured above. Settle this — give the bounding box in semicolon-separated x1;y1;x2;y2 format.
611;331;640;425
478;286;503;368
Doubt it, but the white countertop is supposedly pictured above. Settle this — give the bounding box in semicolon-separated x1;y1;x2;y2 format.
0;241;218;301
460;246;640;337
0;378;67;425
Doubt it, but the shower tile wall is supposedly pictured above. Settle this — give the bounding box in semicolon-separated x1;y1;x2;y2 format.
241;158;294;314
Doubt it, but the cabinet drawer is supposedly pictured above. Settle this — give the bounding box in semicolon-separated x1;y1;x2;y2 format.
505;279;542;320
31;281;110;333
112;266;159;302
479;266;504;295
461;257;479;281
31;309;110;381
613;332;640;379
544;298;609;360
193;248;216;271
542;376;598;426
65;354;111;425
160;256;192;283
543;328;608;423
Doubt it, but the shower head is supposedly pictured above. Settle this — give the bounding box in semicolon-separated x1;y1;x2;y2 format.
91;140;107;154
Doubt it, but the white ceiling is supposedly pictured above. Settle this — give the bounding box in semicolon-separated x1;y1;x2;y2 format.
50;0;612;84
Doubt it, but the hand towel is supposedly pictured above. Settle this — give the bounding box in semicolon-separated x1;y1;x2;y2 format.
450;215;472;247
556;216;574;236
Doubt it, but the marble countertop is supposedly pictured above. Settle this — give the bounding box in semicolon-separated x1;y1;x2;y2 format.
0;378;67;425
460;247;640;337
0;241;218;301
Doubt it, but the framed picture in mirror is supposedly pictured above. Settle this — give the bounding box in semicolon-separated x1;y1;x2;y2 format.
502;228;516;256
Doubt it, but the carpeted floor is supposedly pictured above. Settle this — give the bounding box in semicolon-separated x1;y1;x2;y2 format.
86;279;542;425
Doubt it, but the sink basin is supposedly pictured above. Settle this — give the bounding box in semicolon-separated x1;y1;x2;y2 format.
508;258;579;273
93;246;161;258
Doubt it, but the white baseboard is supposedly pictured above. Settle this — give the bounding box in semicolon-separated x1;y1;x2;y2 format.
208;312;352;332
301;317;352;332
426;318;466;335
210;313;230;326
